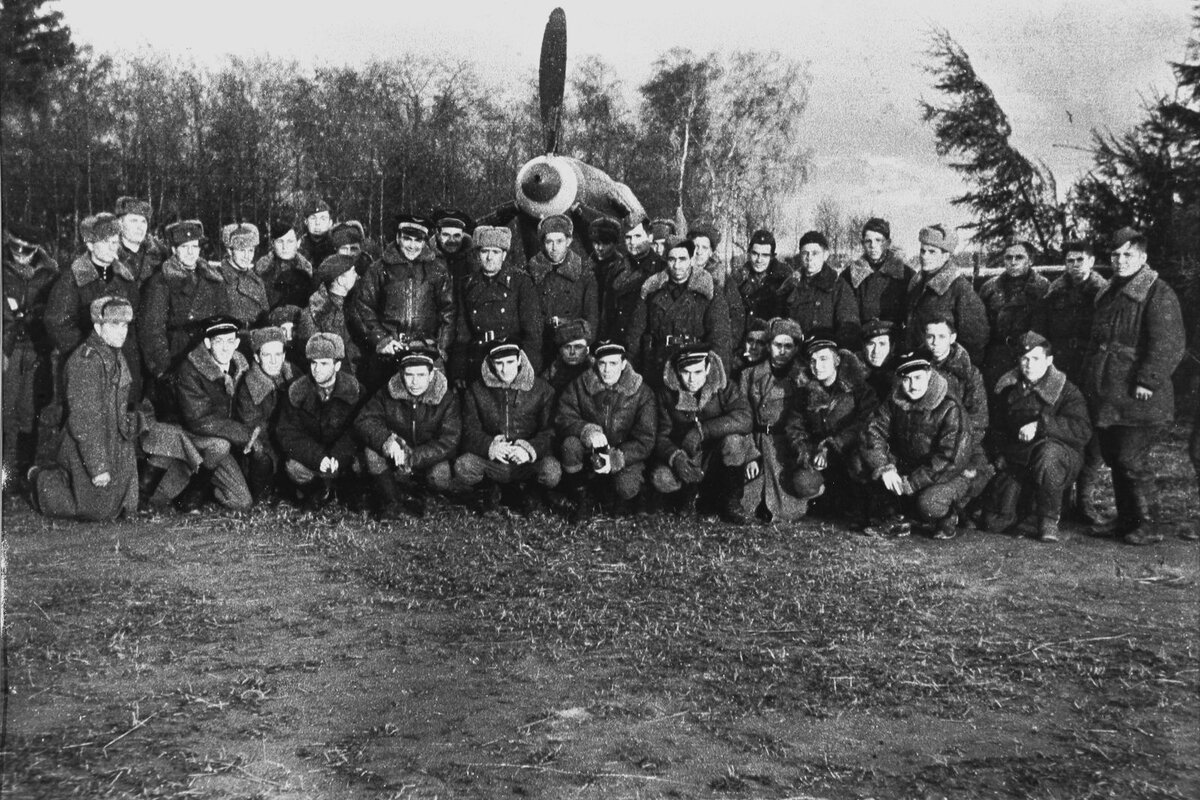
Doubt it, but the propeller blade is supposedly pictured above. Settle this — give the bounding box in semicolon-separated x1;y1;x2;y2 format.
539;7;567;155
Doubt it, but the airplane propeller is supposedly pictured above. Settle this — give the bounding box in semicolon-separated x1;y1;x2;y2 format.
539;7;567;156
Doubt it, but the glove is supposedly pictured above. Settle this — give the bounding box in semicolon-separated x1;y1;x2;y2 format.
681;426;703;455
487;435;509;462
607;448;626;473
671;450;703;483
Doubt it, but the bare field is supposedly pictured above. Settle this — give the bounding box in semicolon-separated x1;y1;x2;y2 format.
2;428;1198;799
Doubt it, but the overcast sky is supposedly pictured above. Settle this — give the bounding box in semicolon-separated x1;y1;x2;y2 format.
54;0;1193;250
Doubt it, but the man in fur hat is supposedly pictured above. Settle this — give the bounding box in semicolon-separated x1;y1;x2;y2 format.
114;196;168;286
587;216;626;313
540;318;593;397
218;223;271;330
527;213;599;369
905;224;988;363
297;198;336;271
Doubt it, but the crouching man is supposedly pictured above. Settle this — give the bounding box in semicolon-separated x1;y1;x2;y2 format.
455;340;560;514
556;341;657;519
651;345;752;523
31;297;139;519
233;326;295;503
277;332;364;510
860;352;973;539
981;332;1091;541
356;347;460;519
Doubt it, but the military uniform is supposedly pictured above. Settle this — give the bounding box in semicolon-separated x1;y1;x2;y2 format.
601;248;663;346
979;269;1050;390
740;358;808;522
139;257;226;384
3;246;58;478
732;259;789;325
628;268;732;389
527;249;599;368
454;265;543;380
781;264;862;347
255;251;314;312
905;262;989;364
351;242;455;359
118;236;168;286
843;250;913;336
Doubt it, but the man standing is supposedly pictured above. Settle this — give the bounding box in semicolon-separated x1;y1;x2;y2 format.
1084;227;1184;545
587;216;626;315
844;218;912;336
30;297;140;520
905;224;988;363
114;196;167;286
430;208;475;301
256;219;314;315
978;238;1050;390
297;198;336;271
732;229;789;325
526;214;599;368
219;224;271;330
781;231;861;347
600;218;664;346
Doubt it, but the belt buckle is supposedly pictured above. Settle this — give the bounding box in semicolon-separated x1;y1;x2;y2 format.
480;330;495;343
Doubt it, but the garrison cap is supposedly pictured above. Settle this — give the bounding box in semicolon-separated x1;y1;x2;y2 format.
1015;330;1051;354
1110;226;1145;250
269;218;295;241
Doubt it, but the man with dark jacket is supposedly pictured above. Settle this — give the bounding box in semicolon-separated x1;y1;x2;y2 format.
455;340;560;514
731;229;789;325
356;347;460;519
860;318;898;403
982;332;1092;542
556;340;657;519
527;214;600;368
1084;227;1185;545
651;345;752;523
601;218;664;346
860;352;973;539
843;218;913;337
586;216;626;313
297;198;336;272
430;208;475;302
540;318;593;397
781;231;861;347
905;224;988;363
114;196;168;286
173;316;255;511
978;238;1050;391
218;224;271;330
233;326;294;503
629;237;732;388
277;332;364;510
255;219;314;315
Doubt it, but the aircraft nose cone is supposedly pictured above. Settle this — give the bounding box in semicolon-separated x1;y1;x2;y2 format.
520;161;562;203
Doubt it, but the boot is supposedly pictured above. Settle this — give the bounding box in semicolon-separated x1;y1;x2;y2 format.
399;482;427;518
720;466;750;525
1038;516;1061;543
301;477;334;512
173;469;212;513
1071;470;1103;525
931;512;959;540
137;463;168;512
674;483;700;516
245;456;277;506
469;479;499;514
1123;489;1163;546
567;473;595;523
373;473;406;520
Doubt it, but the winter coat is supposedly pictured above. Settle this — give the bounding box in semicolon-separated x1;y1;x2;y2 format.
739;359;808;521
861;370;971;491
700;256;747;348
541;357;590;398
979;270;1050;388
455;266;544;377
732;260;789;324
654;353;750;461
1084;266;1184;428
905;263;989;364
218;257;271;329
174;343;255;448
355;367;461;470
301;285;362;372
528;249;599;342
36;332;138;520
118;236;168;286
785;363;879;466
45;254;140;358
233;360;294;432
589;249;627;311
629;267;732;386
255;252;315;311
602;248;664;346
277;371;364;470
556;361;657;466
992;364;1091;466
139;257;226;378
3;249;58;357
1031;271;1108;384
351;242;455;356
931;343;989;452
781;264;862;347
462;350;556;460
844;250;913;330
298;232;335;276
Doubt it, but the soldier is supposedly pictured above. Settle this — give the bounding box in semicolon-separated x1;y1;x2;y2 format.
526;214;599;369
843;218;912;337
541;318;593;397
1032;239;1109;523
218;223;271;330
430;207;475;301
785;336;879;526
730;316;770;380
114;196;168;285
1084;227;1185;545
651;345;752;523
356;346;461;519
649;218;676;258
922;316;988;453
781;231;861;347
978;238;1050;391
303;254;364;376
556;340;657;519
172;316;255;512
351;213;454;387
277;332;365;511
628;237;732;388
731;229;789;326
739;318;808;523
981;332;1092;542
860;352;974;540
3;221;58;489
255;218;314;314
455;340;561;514
453;225;542;382
600;218;664;346
905;224;988;363
233;326;295;503
297;198;336;272
29;297;140;520
586;216;626;313
860;318;898;403
690;222;746;347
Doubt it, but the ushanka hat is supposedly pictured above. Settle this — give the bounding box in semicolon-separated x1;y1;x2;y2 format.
80;213;121;244
89;295;134;324
115;196;152;221
306;332;345;360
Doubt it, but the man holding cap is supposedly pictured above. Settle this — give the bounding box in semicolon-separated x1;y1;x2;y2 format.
297;198;335;271
172;315;255;512
905;224;988;363
114;196;168;286
233;326;295;503
860;351;973;539
527;213;599;369
844;218;912;336
1084;227;1185;545
455;339;560;514
651;345;752;522
555;340;657;519
982;332;1091;542
782;230;862;348
30;296;140;520
356;346;461;519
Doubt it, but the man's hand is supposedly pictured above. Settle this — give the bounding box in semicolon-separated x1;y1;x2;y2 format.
812;447;829;471
585;430;609;450
881;468;905;496
92;472;111;488
1017;420;1038;442
319;456;340;475
1135;385;1153;401
383;437;406;468
681;426;703;455
745;461;760;480
509;440;533;465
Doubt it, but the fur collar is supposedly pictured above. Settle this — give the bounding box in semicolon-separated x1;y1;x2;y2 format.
1103;266;1159;303
909;261;959;296
890;369;950;411
480;350;536;391
933;343;973;378
255;252;313;277
528;249;584;284
243;360;293;405
186;343;249;384
640;266;715;300
784;263;839;292
386;367;449;405
1048;271;1107;295
69;253;136;287
662;352;728;411
288;370;361;406
846;250;909;288
380;241;441;270
734;258;789;287
580;361;643;397
702;257;728;288
994;363;1067;404
162;255;224;284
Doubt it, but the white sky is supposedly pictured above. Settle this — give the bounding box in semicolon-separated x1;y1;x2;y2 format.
53;0;1193;249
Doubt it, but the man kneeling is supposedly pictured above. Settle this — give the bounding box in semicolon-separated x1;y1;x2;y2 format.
356;347;460;519
556;341;656;519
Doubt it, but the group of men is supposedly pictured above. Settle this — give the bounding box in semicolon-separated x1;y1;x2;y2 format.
2;198;1194;546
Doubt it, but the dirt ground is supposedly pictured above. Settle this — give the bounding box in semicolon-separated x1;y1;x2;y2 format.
2;428;1198;799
